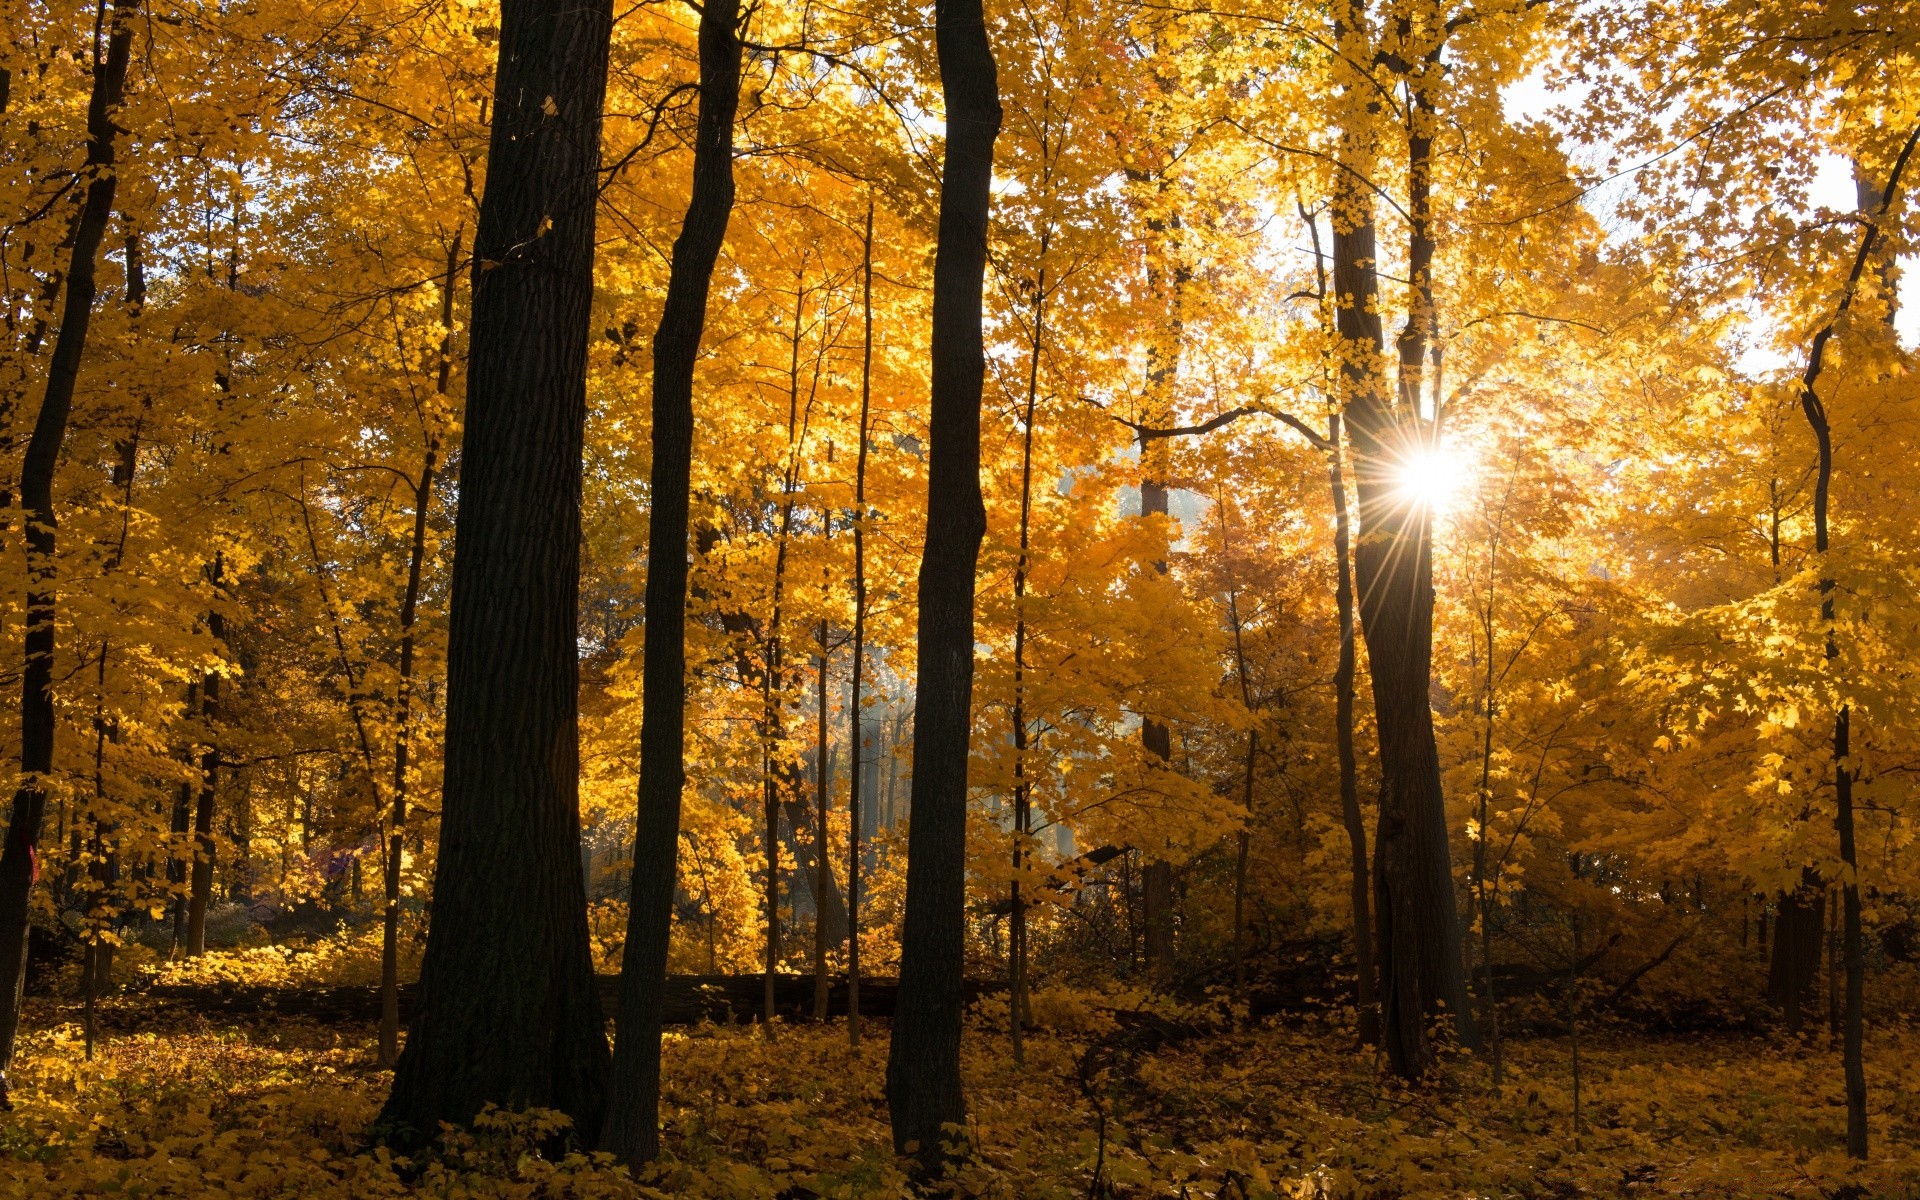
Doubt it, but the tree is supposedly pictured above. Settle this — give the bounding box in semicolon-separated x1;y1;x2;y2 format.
605;0;743;1157
0;0;137;1105
886;0;1002;1167
378;0;616;1147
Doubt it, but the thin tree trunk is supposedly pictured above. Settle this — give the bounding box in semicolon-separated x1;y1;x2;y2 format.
0;0;138;1100
186;614;223;957
887;0;1001;1165
601;0;741;1161
1008;252;1046;1066
1216;488;1257;998
813;618;832;1020
378;0;616;1147
1793;124;1915;1159
847;199;874;1049
381;229;462;1070
1327;412;1379;1047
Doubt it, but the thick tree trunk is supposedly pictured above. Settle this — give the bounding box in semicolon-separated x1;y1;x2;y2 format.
1331;0;1472;1079
0;0;138;1100
1766;877;1823;1031
602;0;740;1160
886;0;999;1166
378;0;615;1148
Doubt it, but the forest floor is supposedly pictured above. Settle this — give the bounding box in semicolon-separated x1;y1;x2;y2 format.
2;992;1916;1199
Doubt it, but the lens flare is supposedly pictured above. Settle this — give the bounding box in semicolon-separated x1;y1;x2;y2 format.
1395;444;1467;513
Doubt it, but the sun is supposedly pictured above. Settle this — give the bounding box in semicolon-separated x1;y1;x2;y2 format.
1394;443;1469;514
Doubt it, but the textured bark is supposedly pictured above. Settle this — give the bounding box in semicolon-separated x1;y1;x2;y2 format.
0;0;138;1091
602;0;740;1161
377;0;615;1148
1331;0;1472;1078
886;0;1000;1166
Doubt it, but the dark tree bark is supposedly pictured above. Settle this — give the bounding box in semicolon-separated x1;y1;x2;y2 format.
813;619;835;1022
1792;124;1916;1159
378;0;616;1148
185;620;222;957
380;229;461;1070
0;0;138;1101
602;0;740;1158
886;0;1000;1167
1766;876;1823;1032
1008;254;1046;1064
1330;0;1472;1080
1327;411;1379;1048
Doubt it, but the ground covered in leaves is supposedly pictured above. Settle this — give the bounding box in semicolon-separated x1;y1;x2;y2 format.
3;993;1916;1199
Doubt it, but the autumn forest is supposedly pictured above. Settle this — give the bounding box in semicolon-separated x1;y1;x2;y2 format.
2;0;1918;1194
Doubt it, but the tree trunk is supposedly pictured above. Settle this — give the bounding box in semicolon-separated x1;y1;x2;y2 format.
1327;412;1379;1048
186;633;222;957
887;0;1000;1166
813;623;833;1020
1791;125;1915;1158
1766;878;1823;1032
381;230;460;1070
847;199;874;1049
602;0;740;1158
0;0;138;1097
1009;255;1046;1064
1331;0;1472;1080
378;0;615;1147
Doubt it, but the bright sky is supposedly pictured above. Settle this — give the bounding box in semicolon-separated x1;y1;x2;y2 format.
1501;70;1920;364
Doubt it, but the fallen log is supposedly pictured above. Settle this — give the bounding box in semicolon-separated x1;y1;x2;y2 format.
125;974;998;1026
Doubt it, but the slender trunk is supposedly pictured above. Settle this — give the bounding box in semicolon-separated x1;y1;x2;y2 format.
0;0;138;1094
1217;491;1257;997
602;0;740;1159
186;618;222;957
1568;900;1583;1148
887;0;1000;1165
1327;413;1377;1046
381;230;461;1070
1009;254;1045;1065
847;199;874;1049
379;0;617;1146
1472;479;1504;1082
813;618;832;1020
762;288;805;1032
1794;125;1915;1159
84;322;143;1062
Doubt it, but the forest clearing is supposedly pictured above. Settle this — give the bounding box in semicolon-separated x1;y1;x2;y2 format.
4;0;1920;1193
